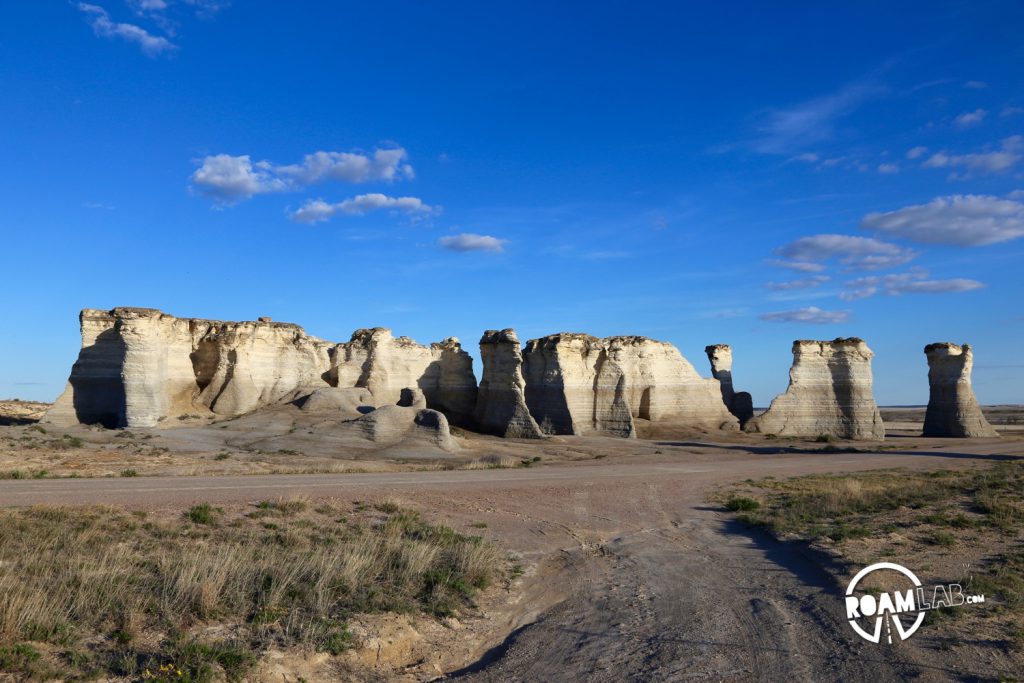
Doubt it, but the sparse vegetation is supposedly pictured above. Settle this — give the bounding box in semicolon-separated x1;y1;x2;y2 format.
0;500;506;679
718;461;1024;648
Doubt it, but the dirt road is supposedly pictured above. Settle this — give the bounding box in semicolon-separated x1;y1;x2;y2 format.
2;443;1020;681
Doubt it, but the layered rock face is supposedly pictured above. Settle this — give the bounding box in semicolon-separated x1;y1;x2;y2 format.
922;343;998;437
331;329;477;426
606;336;738;429
522;333;636;436
745;338;885;440
474;329;544;438
48;308;334;428
48;309;477;429
705;344;754;427
521;333;736;435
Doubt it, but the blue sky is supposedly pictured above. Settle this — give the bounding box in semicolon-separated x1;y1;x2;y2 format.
1;1;1023;406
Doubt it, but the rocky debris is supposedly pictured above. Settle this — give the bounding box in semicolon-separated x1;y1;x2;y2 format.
705;344;754;427
346;405;458;451
398;387;427;409
922;343;998;438
258;316;273;322
299;387;375;415
745;338;885;440
475;329;544;438
521;334;637;437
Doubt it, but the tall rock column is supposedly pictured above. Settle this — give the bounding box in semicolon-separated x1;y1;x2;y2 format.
704;344;754;427
744;338;885;440
922;343;998;437
474;329;544;438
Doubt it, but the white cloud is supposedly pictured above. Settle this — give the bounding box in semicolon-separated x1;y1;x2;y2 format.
289;194;436;223
954;108;988;127
766;259;828;273
861;194;1024;246
1002;107;1024;117
190;147;415;204
877;163;899;174
759;306;850;324
964;80;989;89
764;275;830;291
920;136;1022;176
752;81;881;154
840;270;984;300
275;148;413;184
438;233;508;253
906;146;928;159
77;3;177;56
775;234;917;271
190;154;287;203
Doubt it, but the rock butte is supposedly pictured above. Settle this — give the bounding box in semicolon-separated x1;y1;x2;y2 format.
474;329;545;438
56;309;995;443
523;333;738;437
922;343;998;438
46;308;476;429
704;344;754;427
745;338;885;440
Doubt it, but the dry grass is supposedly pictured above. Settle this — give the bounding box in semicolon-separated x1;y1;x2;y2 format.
0;500;506;681
718;461;1024;651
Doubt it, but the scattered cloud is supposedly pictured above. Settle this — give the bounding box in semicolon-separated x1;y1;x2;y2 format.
1002;106;1024;117
954;108;988;127
751;81;881;154
775;234;917;271
920;135;1022;177
861;194;1024;246
906;146;928;160
764;275;830;291
83;201;115;210
190;154;288;203
766;259;827;273
289;194;437;223
964;80;989;89
190;147;414;205
840;270;984;300
704;307;749;319
438;233;508;253
77;3;177;56
759;306;850;324
877;162;899;174
275;149;414;185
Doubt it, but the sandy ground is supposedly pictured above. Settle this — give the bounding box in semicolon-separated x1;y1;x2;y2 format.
1;401;1022;681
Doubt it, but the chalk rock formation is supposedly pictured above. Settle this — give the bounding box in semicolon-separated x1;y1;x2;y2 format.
922;343;998;437
521;333;636;436
299;387;374;415
745;338;885;440
521;333;736;435
346;405;458;451
48;308;478;429
705;344;754;427
331;329;477;426
475;329;544;438
47;308;333;428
